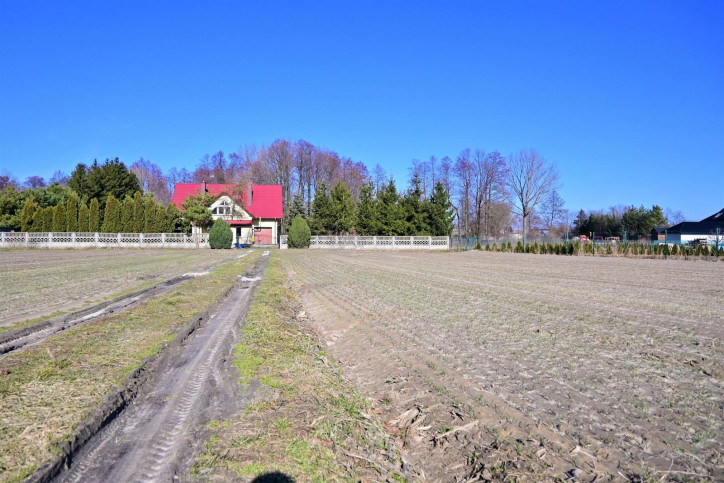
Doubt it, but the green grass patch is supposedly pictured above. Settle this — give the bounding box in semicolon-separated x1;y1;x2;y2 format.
0;251;261;483
191;252;402;481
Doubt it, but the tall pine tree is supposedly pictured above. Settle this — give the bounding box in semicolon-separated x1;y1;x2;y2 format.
143;196;156;233
102;194;121;233
425;181;455;236
121;196;134;232
89;198;100;232
165;203;181;232
66;194;79;232
330;181;355;235
377;179;407;236
402;174;427;235
78;203;90;232
310;183;333;235
355;182;378;235
133;191;144;233
154;205;166;233
52;202;67;232
43;206;54;232
20;199;36;232
31;207;44;232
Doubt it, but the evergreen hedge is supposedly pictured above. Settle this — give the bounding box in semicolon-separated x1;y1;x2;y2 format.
209;218;233;249
288;215;311;248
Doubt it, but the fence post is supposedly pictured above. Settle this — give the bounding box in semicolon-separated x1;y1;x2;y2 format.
139;233;144;247
392;237;396;250
161;233;166;248
48;232;53;246
72;232;76;248
94;232;99;247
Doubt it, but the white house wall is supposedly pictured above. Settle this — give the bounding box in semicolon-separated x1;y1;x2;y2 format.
254;219;278;243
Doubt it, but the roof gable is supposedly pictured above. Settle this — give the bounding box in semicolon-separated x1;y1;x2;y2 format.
171;183;283;219
701;208;724;222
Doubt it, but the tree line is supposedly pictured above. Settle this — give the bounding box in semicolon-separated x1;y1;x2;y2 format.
18;191;183;234
571;205;669;239
1;159;185;234
290;176;455;237
1;139;689;242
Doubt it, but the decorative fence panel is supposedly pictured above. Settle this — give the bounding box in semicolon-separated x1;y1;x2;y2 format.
0;232;209;249
279;235;449;250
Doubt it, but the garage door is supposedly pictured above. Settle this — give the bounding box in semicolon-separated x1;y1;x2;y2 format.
254;227;272;245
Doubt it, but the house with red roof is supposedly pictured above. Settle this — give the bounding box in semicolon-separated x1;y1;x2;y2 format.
171;182;283;246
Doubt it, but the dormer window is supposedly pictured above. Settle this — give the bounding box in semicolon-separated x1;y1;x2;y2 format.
213;200;232;215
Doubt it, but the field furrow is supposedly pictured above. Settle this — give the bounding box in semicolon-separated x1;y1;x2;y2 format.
281;250;723;481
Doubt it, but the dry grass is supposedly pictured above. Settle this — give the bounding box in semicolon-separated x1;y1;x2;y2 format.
0;251;261;483
0;248;241;327
280;250;724;481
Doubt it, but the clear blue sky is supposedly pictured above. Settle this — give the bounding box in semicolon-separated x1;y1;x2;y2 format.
1;1;722;220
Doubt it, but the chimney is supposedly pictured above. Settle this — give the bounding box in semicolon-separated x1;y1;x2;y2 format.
201;180;207;194
247;183;253;206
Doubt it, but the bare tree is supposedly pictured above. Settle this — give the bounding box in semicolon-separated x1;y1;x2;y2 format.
506;149;559;247
295;140;315;214
438;156;452;195
539;189;566;235
372;164;386;194
23;176;45;188
131;158;171;204
453;149;473;236
49;170;69;186
482;151;508;242
664;207;686;225
166;167;192;195
0;171;18;190
471;149;487;238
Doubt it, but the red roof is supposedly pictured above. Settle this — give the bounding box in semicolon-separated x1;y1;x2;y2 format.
171;183;283;219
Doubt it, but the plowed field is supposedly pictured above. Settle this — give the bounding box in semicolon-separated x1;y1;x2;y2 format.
281;250;723;481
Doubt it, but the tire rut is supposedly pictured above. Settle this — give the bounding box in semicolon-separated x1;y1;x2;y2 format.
0;251;253;357
48;251;267;483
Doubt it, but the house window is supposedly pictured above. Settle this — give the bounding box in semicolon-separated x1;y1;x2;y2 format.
213;200;232;215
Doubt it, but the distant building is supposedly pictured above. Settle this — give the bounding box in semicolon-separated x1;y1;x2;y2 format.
651;208;724;246
171;182;283;246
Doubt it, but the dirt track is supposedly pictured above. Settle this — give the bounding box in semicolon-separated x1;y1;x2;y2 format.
282;250;724;481
50;253;268;482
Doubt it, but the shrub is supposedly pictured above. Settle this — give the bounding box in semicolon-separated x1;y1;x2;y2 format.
515;241;523;253
209;218;233;249
475;241;482;250
288;215;311;248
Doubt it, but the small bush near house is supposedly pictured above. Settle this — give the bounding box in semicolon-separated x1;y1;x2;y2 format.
209;218;233;249
288;215;311;248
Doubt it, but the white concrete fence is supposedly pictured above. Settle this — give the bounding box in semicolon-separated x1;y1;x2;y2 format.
279;235;449;250
0;232;210;249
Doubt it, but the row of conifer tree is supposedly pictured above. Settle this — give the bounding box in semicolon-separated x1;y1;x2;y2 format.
17;191;184;234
